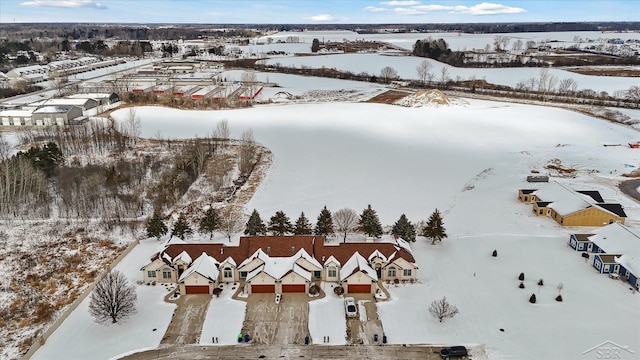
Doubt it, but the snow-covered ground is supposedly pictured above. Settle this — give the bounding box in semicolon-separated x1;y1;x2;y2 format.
199;283;246;345
116;99;640;359
31;93;640;360
308;282;347;345
30;239;177;360
260;53;638;95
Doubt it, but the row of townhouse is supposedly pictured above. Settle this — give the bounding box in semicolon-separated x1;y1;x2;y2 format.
568;222;639;290
141;235;418;295
518;181;627;226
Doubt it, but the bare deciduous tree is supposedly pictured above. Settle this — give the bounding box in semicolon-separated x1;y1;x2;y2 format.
557;78;578;95
219;206;245;242
416;59;433;86
428;296;459;323
512;39;523;52
379;66;398;83
493;35;510;51
626;85;640;102
439;67;450;88
239;129;257;176
124;107;141;145
89;270;137;324
334;207;358;242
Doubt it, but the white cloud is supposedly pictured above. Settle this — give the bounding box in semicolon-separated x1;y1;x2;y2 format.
396;2;526;16
363;6;388;12
381;0;421;5
308;14;336;21
20;0;107;9
394;7;426;15
454;2;526;15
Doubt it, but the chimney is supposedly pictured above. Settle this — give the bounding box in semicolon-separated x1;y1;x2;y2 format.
220;248;223;255
291;246;295;253
266;246;271;254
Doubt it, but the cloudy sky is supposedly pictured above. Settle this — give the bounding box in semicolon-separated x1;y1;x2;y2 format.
0;0;637;23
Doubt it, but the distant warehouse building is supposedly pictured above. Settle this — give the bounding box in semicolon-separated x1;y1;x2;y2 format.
0;109;33;126
32;105;84;126
32;98;98;114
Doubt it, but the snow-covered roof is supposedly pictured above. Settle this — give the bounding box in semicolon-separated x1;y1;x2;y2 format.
178;252;219;282
32;98;94;107
368;249;387;263
0;109;33;117
324;255;340;266
173;250;192;265
244;248;316;281
340;251;378;282
67;93;116;100
33;105;76;114
192;85;218;96
295;248;322;268
533;182;595;216
589;223;640;275
221;256;237;267
162;252;172;263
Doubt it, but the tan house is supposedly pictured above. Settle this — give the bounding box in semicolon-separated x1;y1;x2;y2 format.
177;252;219;294
142;235;418;295
518;182;626;226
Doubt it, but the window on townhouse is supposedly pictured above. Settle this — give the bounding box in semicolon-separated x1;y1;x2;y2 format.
314;271;321;279
224;267;232;278
162;269;172;279
240;271;247;279
403;269;412;277
328;266;337;277
147;270;156;278
388;267;396;277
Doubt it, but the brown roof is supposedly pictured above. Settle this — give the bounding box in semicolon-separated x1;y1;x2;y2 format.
598;254;622;264
154;236;416;270
574;234;595;241
160;242;249;266
313;241;416;266
244;236;317;257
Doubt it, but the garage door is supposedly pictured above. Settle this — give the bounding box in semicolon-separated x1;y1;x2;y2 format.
251;284;276;293
185;285;210;294
348;284;371;293
282;284;306;293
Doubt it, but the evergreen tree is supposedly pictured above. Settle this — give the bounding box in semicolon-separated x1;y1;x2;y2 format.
391;214;416;242
146;211;167;240
423;208;447;245
359;204;383;238
199;207;220;239
268;210;292;236
244;209;267;236
311;38;320;52
315;206;334;236
293;212;312;235
171;214;192;239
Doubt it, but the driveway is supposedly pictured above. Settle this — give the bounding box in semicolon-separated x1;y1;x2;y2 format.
619;179;640;203
161;294;211;345
243;293;310;345
346;294;385;345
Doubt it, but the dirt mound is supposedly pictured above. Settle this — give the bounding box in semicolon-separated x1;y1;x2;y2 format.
394;89;453;108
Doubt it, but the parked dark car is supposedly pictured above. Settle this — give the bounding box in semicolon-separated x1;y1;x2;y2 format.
440;345;468;358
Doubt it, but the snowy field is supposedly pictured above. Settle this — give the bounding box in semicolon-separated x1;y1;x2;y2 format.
30;239;177;360
114;99;640;359
261;53;638;94
29;94;640;360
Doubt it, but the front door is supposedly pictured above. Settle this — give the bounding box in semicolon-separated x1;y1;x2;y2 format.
587;243;593;252
376;266;381;278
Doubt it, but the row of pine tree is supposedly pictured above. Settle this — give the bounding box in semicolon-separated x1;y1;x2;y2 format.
147;206;447;244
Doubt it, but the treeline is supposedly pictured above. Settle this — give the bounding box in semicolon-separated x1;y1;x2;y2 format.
1;24;262;42
0;120;235;220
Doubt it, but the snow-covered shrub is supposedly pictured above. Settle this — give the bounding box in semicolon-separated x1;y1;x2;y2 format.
519;272;525;281
492;249;498;257
529;294;537;304
555;295;563;302
538;279;544;286
519;282;525;289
